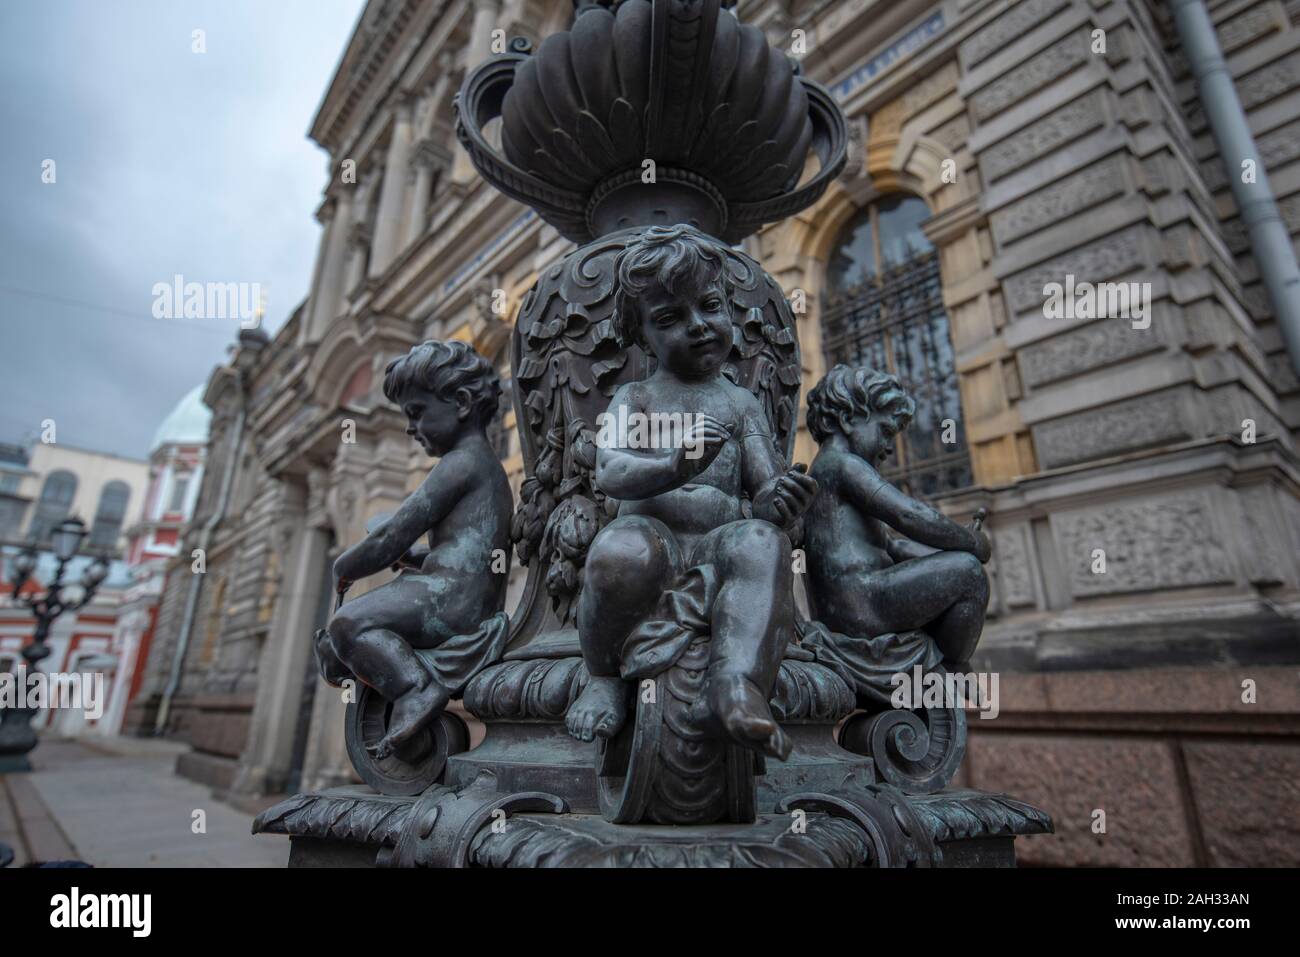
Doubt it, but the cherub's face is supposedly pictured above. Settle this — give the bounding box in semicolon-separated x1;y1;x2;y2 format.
399;389;463;457
847;411;903;468
636;272;732;378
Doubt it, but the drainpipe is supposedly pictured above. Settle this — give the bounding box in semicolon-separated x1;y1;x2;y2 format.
1171;0;1300;377
154;371;246;734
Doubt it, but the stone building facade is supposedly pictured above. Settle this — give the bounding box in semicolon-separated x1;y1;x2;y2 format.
134;0;1300;865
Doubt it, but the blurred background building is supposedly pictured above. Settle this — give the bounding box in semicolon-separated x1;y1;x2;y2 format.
129;0;1300;865
0;384;211;741
94;387;211;736
0;438;148;735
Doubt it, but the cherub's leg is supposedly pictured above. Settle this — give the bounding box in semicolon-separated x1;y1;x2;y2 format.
569;515;681;742
920;552;989;665
328;579;450;759
692;520;794;761
869;551;990;666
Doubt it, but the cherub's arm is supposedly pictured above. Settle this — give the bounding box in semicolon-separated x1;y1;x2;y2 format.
593;387;730;500
886;535;940;562
333;459;465;586
842;457;989;560
596;445;690;500
739;395;817;527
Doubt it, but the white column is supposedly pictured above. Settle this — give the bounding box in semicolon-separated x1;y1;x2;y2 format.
369;97;416;278
404;155;435;247
469;0;502;61
307;190;353;341
401;71;455;246
340;172;375;301
232;506;330;796
299;202;335;345
451;0;502;184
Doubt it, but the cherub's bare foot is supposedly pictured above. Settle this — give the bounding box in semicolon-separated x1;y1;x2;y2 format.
369;679;449;761
697;673;792;761
566;675;629;742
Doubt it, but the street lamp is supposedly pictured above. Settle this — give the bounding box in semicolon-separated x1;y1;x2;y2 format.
50;517;87;563
0;518;113;772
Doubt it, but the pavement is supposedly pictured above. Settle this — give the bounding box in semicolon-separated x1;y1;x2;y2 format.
0;736;288;867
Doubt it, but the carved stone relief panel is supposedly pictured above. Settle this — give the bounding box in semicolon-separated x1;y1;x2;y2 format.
991;152;1130;246
980;87;1109;183
969;29;1092;123
993;523;1039;610
1032;388;1192;469
960;0;1071;71
1018;315;1165;389
1001;224;1148;314
1183;50;1300;129
1233;484;1289;587
1052;492;1236;597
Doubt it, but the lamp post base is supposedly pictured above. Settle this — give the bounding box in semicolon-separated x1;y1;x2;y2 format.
0;705;40;773
254;782;1050;868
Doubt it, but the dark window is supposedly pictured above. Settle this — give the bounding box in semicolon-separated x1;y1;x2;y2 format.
0;498;27;540
821;194;972;497
167;473;191;513
90;480;131;549
28;470;77;543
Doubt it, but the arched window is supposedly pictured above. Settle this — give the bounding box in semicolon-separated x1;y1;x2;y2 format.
28;470;77;543
821;194;971;496
90;481;131;549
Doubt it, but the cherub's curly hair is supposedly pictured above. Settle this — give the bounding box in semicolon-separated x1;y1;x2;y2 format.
383;339;501;427
612;225;735;349
805;364;915;443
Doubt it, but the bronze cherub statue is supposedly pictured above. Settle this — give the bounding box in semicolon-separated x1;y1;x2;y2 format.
802;364;991;672
314;339;513;761
565;225;818;762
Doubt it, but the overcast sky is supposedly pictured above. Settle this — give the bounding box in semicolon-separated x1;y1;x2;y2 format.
0;0;365;460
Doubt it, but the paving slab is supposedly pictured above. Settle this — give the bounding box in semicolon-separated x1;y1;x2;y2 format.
5;736;288;867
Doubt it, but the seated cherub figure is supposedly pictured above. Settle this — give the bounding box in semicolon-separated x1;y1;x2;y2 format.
316;340;513;759
565;225;818;761
803;365;991;667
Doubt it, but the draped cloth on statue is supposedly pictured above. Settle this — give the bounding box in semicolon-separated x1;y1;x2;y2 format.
620;564;720;680
615;561;942;711
793;618;942;710
416;612;513;695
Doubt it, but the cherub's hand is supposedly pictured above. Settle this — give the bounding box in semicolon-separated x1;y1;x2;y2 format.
756;464;819;526
672;413;733;478
332;558;353;596
969;508;991;563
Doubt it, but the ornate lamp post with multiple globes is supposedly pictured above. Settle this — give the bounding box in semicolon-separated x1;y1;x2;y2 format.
0;516;111;773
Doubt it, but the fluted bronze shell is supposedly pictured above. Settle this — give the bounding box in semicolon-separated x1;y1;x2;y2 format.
456;0;845;244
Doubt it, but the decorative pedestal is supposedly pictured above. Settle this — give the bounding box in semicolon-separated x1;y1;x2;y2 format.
255;783;1049;868
255;658;1051;867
